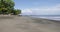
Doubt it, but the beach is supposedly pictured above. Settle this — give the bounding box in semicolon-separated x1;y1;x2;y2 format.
0;16;60;32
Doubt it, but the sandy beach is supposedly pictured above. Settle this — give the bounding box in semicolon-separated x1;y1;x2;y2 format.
0;16;60;32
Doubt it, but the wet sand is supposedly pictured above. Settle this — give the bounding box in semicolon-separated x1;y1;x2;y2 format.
0;16;60;32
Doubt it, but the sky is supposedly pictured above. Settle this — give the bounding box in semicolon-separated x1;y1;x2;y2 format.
14;0;60;15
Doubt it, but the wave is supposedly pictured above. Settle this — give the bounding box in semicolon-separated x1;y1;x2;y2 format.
39;17;60;21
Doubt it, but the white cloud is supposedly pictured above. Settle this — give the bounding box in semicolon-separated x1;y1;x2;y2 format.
21;9;32;15
21;4;60;15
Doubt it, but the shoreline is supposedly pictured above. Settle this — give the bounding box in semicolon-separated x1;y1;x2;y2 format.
28;16;60;24
24;15;60;21
22;15;60;21
21;16;60;25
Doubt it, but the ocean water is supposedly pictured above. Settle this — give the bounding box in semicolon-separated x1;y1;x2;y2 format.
31;15;60;21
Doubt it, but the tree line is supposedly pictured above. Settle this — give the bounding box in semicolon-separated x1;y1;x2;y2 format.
0;0;21;15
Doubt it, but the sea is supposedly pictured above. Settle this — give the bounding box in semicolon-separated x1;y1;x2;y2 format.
23;15;60;21
21;15;60;21
31;15;60;21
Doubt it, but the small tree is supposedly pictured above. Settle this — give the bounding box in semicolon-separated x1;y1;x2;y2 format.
13;9;21;15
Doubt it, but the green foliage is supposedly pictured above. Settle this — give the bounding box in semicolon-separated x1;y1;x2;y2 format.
13;9;21;15
0;0;21;15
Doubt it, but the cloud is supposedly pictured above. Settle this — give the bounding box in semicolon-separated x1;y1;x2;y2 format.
21;4;60;15
21;9;32;15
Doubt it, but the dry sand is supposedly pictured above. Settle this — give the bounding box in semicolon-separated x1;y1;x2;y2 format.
0;16;60;32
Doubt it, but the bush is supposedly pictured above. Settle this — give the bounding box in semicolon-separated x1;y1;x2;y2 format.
13;9;21;15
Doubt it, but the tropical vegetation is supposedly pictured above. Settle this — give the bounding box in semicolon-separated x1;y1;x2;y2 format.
0;0;21;15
